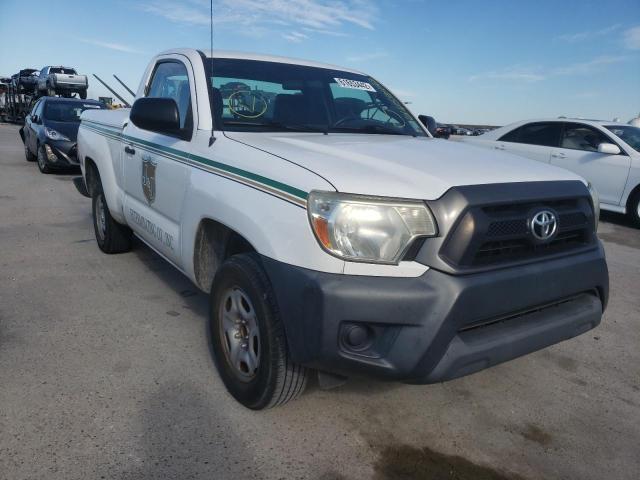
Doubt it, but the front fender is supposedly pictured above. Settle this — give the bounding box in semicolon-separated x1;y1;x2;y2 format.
180;167;345;286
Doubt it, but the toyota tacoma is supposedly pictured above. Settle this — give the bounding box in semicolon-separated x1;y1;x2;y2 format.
77;49;608;409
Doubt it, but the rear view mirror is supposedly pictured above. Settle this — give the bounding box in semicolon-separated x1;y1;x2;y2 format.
418;114;437;136
130;97;183;138
597;143;621;155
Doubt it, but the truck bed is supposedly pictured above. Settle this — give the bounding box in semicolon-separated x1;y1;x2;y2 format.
81;108;130;130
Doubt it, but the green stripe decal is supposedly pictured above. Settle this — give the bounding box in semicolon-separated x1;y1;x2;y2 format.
81;120;308;204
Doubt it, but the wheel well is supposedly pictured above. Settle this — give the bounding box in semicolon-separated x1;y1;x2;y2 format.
626;183;640;211
193;219;256;292
84;157;100;197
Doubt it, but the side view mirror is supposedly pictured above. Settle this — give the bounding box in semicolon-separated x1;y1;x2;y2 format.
597;142;621;155
31;115;39;124
130;97;183;138
418;114;438;136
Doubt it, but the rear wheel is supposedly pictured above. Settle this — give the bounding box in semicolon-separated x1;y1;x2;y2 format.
628;190;640;228
37;144;52;173
79;90;87;100
210;254;308;409
92;182;133;253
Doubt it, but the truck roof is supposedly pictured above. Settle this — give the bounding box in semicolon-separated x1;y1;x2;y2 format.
159;48;364;75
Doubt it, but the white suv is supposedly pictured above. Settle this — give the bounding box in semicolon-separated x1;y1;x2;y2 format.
463;119;640;225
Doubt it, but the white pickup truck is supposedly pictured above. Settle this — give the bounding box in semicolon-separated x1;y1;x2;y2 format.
77;49;609;409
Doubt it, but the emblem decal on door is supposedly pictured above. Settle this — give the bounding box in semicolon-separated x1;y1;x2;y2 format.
141;155;157;204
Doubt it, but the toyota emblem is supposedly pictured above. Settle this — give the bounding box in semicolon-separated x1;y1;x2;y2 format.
530;210;558;241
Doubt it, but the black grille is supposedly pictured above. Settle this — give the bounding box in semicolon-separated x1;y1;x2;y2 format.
439;196;595;269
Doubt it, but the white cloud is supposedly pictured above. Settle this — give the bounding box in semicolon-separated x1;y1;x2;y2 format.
346;51;388;63
557;24;621;43
551;55;628;75
469;66;546;83
469;55;628;83
282;31;309;43
623;25;640;50
77;38;146;54
138;0;377;38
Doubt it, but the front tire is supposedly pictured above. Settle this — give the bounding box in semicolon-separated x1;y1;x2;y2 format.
37;144;52;173
79;90;87;100
92;183;133;253
210;254;308;409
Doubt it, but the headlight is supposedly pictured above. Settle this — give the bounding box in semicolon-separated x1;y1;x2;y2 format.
307;191;438;264
45;127;70;141
587;182;600;231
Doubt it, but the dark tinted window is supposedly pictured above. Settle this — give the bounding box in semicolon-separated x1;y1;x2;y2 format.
498;126;522;142
49;67;77;74
605;125;640;152
517;122;562;147
44;101;105;122
147;61;192;129
560;123;610;152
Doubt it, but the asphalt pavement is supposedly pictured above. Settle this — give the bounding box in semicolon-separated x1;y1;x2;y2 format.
1;123;638;479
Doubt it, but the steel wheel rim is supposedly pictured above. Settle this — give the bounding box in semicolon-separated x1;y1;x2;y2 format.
94;194;107;241
219;287;261;382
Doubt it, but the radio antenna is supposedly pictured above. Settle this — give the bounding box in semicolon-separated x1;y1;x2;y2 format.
208;0;216;146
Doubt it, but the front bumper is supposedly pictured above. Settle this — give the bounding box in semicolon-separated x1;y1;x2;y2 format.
261;243;608;383
44;140;78;166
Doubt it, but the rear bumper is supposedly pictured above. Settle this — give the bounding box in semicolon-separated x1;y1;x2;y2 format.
261;243;608;383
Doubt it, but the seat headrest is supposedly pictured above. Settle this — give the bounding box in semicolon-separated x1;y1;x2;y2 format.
211;87;223;127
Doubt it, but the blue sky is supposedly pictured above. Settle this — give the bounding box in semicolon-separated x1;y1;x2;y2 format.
1;0;638;125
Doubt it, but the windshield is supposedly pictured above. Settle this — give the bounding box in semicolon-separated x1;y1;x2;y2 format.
604;125;640;152
44;101;104;122
203;58;426;136
50;67;77;74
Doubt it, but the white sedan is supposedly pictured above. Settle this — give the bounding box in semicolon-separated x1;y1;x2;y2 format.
463;118;640;226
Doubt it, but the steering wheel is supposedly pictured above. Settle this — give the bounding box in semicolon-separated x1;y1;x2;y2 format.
228;90;268;119
333;102;406;128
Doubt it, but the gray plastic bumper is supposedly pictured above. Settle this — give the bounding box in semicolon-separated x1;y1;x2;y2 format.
260;243;608;383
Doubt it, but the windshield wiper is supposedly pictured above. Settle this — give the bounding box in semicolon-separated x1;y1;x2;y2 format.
223;120;328;134
330;125;415;136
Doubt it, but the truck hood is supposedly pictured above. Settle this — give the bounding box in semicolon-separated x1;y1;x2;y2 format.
225;132;583;200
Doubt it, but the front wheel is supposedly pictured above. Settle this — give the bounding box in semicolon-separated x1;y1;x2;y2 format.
37;144;52;173
92;183;133;253
628;190;640;228
79;90;87;100
210;254;308;409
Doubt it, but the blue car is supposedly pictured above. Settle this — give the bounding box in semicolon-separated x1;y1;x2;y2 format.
20;97;106;173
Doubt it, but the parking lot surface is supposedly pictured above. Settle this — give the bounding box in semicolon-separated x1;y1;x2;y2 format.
1;123;639;479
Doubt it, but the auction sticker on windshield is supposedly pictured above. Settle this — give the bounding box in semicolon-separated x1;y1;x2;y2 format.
334;78;376;92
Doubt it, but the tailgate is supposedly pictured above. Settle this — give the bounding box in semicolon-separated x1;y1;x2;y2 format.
53;74;87;87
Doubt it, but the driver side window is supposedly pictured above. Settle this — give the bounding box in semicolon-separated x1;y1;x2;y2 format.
146;61;192;130
560;123;610;152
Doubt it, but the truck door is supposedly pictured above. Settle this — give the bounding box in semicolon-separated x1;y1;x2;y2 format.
122;57;195;264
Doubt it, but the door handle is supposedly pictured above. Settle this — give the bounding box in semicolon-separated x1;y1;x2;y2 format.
124;145;135;155
494;144;505;150
551;152;566;159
